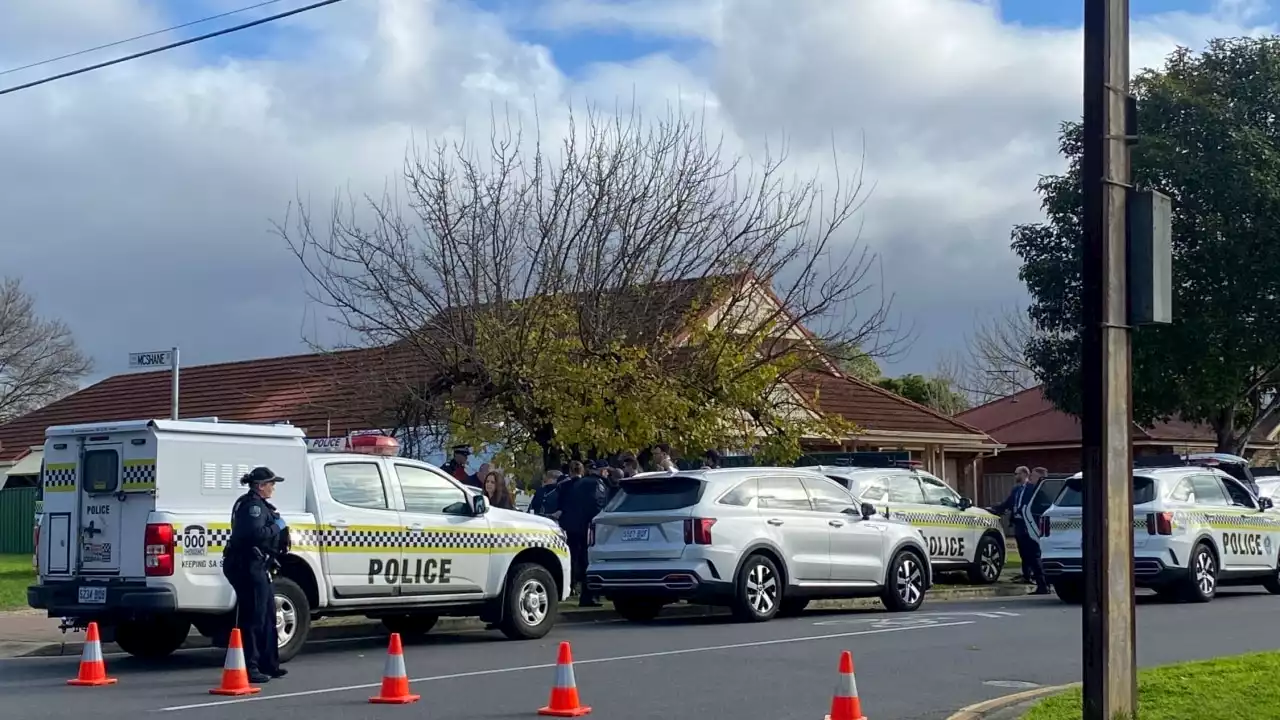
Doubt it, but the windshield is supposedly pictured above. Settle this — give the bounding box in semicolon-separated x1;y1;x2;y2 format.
605;476;704;512
1055;475;1157;507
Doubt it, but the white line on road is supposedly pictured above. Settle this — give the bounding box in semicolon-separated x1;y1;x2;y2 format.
157;620;976;712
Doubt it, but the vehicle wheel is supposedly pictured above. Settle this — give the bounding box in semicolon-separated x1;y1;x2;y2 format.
1264;561;1280;595
1053;581;1083;604
612;597;666;622
115;617;190;659
381;613;440;639
881;550;927;612
498;562;558;640
1181;542;1218;603
778;597;810;617
967;534;1004;585
273;576;312;662
732;554;783;622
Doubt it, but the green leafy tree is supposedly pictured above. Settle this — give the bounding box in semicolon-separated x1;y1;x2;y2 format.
875;374;969;415
1013;38;1280;453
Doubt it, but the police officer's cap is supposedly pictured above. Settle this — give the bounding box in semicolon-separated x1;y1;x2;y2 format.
590;459;610;470
452;445;471;456
241;466;284;486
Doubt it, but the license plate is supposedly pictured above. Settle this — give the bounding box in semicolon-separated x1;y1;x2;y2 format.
83;542;112;563
619;527;650;542
78;586;107;604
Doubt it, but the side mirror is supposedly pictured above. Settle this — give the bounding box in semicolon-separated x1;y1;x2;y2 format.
859;502;876;520
472;493;489;516
958;496;974;510
1260;497;1274;511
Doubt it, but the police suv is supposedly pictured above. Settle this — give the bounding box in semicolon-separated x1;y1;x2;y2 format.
1038;456;1280;604
27;419;571;661
816;462;1007;584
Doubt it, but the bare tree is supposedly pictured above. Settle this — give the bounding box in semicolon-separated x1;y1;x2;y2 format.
278;105;908;464
0;277;93;423
939;306;1039;404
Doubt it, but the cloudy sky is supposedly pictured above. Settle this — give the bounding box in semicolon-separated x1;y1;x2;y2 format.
1;0;1275;385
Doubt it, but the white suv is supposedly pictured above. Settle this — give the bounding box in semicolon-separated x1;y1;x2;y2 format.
1039;462;1280;604
585;467;933;622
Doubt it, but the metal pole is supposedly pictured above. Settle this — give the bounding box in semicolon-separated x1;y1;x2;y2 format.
1081;0;1136;717
170;347;180;420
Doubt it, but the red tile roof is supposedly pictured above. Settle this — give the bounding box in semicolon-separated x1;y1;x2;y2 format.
957;386;1279;447
0;347;419;461
788;371;994;439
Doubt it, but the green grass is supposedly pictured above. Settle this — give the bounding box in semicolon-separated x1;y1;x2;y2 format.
1005;547;1022;569
0;554;34;611
1024;651;1280;720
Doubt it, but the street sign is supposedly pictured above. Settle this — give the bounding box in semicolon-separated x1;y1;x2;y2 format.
129;350;173;368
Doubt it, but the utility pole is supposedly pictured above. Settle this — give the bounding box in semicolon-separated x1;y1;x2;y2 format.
1080;0;1137;717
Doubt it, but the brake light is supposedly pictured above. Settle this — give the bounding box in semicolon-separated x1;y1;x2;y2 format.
145;523;175;576
587;522;595;547
1147;512;1173;536
32;523;40;573
1038;515;1051;537
683;518;716;545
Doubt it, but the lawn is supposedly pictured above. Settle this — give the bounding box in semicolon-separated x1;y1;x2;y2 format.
1024;651;1280;720
0;554;33;611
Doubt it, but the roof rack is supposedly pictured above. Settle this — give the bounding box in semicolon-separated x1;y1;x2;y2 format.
801;453;920;470
1132;453;1243;470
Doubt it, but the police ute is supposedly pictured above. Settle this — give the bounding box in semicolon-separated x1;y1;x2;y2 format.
1038;455;1280;604
27;419;571;661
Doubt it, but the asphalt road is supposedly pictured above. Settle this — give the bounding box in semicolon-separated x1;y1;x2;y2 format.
4;589;1280;720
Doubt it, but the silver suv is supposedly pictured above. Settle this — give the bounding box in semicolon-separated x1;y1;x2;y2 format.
585;467;933;622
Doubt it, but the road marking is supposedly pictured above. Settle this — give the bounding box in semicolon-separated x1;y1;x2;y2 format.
157;620;976;712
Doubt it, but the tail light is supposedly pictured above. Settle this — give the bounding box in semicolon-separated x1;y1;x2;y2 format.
683;518;716;545
1147;512;1173;536
32;523;40;573
587;523;595;547
145;523;175;577
1038;515;1051;537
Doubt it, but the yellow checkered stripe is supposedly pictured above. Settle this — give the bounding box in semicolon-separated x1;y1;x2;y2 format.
1047;518;1147;531
122;459;157;492
174;523;568;557
1189;512;1280;531
43;463;76;493
889;509;1001;529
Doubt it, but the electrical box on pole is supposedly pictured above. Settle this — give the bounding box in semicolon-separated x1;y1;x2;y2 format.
1128;189;1173;325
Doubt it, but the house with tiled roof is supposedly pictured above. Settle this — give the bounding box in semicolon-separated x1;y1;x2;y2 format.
956;385;1280;500
1;274;1002;495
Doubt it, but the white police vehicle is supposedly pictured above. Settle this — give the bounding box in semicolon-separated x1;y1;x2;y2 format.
1039;455;1280;604
586;467;933;622
815;461;1006;584
28;419;571;661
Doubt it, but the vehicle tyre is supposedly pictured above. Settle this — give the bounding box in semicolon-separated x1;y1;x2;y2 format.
1053;580;1083;605
1180;542;1218;604
115;617;190;660
498;562;558;640
612;597;666;622
381;613;440;639
778;597;810;617
1264;560;1280;595
881;550;927;612
732;553;783;622
273;575;312;662
967;534;1004;585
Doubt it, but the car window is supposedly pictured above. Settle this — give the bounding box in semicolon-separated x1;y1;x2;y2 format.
853;476;889;502
394;464;471;515
757;476;813;511
800;476;857;513
719;478;758;507
1189;475;1229;507
1220;476;1258;509
823;475;853;490
886;474;926;504
1056;476;1157;507
918;473;959;507
325;462;390;510
1030;478;1065;516
1169;477;1195;503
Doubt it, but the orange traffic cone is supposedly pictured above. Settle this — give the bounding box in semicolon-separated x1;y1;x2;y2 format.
824;651;867;720
209;628;261;696
67;622;117;686
538;642;591;717
369;633;420;704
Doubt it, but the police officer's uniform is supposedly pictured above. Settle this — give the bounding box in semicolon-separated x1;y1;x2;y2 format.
223;466;289;682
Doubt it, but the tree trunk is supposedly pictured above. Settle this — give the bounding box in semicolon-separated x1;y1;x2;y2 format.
535;424;562;473
1212;407;1241;455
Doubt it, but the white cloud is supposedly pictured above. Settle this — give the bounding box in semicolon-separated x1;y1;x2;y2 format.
0;0;1270;382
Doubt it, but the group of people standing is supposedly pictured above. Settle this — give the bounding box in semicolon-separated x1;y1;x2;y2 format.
440;446;519;509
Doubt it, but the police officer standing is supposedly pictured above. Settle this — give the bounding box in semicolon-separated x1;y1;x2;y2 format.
988;465;1050;595
223;467;289;683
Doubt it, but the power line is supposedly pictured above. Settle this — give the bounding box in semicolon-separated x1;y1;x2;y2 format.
0;0;287;78
0;0;348;98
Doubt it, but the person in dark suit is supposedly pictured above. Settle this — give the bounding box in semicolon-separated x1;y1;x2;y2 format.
989;466;1049;594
